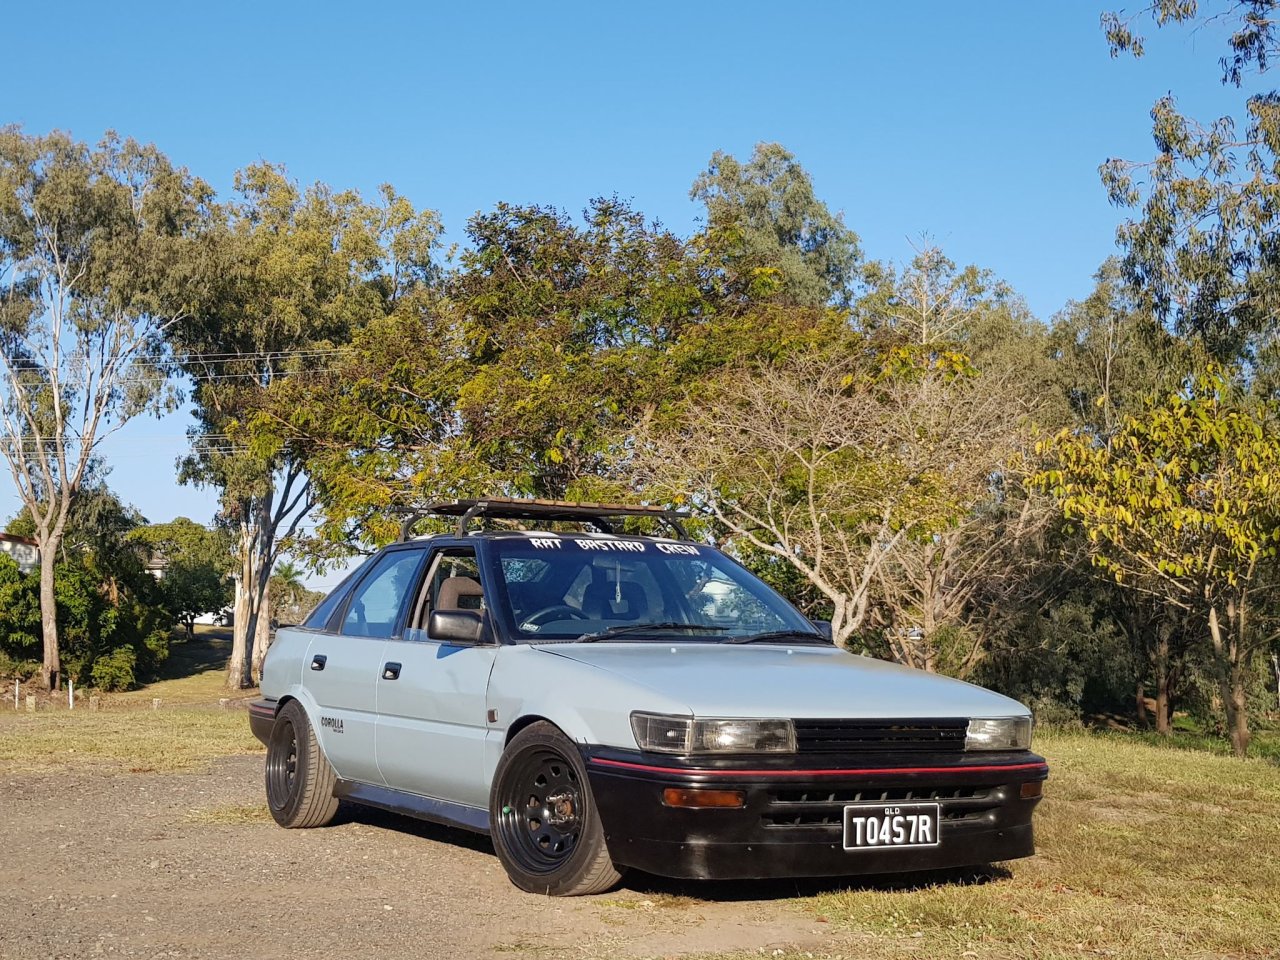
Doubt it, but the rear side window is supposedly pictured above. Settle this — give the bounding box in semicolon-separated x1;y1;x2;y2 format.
340;549;427;639
303;566;364;630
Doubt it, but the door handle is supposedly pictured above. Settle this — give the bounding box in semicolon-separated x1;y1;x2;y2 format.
382;661;402;681
310;655;327;671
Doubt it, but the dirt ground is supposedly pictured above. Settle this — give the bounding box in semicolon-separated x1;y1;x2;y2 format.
0;753;863;960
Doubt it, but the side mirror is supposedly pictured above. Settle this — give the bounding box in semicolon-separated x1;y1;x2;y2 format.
810;618;834;641
429;609;485;645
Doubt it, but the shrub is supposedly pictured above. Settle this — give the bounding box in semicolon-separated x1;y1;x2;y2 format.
90;646;137;691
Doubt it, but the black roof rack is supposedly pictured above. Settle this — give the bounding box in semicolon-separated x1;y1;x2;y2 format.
398;498;690;541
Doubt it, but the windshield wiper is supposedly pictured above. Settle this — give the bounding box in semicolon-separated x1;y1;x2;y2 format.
577;622;731;643
724;629;828;645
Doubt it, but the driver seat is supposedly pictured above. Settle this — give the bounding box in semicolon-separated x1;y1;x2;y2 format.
437;576;484;611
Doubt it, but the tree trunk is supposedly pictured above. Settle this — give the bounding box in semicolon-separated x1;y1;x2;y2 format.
1228;663;1251;758
38;546;60;691
1208;602;1250;759
1135;680;1147;727
226;555;251;691
251;584;271;686
1154;620;1172;736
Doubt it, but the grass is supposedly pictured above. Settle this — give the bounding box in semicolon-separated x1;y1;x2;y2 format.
0;709;263;773
0;626;264;773
4;632;1278;957
691;728;1280;960
101;625;255;707
184;802;273;825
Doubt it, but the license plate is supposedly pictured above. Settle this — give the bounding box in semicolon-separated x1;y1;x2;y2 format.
843;802;940;850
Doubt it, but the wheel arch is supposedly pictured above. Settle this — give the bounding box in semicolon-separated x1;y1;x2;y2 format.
504;713;561;746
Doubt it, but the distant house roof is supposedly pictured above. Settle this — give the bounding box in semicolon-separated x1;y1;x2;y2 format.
0;533;39;575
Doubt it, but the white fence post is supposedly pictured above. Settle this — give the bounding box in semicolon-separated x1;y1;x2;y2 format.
68;679;74;710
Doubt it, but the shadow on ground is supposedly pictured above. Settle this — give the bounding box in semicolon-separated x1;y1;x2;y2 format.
336;802;1012;902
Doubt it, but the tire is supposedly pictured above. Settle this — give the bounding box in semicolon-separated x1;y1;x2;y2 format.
265;700;340;829
490;722;624;896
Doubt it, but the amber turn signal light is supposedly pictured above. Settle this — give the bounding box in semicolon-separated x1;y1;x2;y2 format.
661;788;747;809
1020;781;1043;799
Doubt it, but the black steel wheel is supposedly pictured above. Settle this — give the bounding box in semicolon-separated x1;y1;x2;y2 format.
490;722;623;896
265;700;339;829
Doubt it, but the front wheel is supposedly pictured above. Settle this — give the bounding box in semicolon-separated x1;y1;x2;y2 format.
265;700;340;828
489;722;623;896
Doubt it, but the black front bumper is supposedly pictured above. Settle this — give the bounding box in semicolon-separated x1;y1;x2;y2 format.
248;698;277;745
584;748;1048;881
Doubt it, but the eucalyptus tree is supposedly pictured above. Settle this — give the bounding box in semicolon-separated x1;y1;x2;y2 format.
691;142;862;308
1101;1;1280;365
0;128;211;689
1097;2;1280;739
174;163;440;688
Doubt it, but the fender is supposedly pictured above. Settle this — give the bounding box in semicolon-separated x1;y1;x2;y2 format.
482;645;693;794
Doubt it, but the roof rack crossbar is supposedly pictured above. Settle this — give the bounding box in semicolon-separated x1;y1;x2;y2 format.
397;498;689;541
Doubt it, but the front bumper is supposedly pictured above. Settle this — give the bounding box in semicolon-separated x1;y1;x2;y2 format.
248;698;277;745
584;747;1048;881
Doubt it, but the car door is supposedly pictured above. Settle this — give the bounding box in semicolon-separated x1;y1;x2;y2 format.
375;544;498;808
303;545;428;786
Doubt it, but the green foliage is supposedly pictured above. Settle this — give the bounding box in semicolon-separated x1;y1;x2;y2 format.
1047;259;1179;438
0;554;40;657
88;647;137;692
0;127;212;687
0;486;176;688
1103;1;1276;87
288;193;856;547
1038;370;1280;591
129;518;232;636
691;142;862;308
1101;3;1280;364
976;594;1139;724
1037;369;1280;754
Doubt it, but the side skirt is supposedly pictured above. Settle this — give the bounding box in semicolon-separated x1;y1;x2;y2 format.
333;780;491;835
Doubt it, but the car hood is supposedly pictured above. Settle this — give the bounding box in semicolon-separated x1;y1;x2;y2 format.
537;642;1029;719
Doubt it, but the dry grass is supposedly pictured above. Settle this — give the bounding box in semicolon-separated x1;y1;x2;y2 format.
101;627;257;707
693;728;1280;960
183;802;272;825
0;628;264;773
0;708;263;773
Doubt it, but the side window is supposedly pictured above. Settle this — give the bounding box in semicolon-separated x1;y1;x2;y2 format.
340;549;426;639
303;567;362;630
405;549;484;641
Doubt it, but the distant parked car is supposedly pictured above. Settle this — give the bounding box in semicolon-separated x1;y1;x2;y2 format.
249;499;1046;895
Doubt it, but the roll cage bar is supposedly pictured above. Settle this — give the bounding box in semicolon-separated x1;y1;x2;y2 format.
397;498;690;542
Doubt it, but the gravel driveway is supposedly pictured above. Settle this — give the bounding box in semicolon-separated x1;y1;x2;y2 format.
1;754;849;960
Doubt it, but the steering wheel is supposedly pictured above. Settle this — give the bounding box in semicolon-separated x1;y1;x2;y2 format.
520;605;590;630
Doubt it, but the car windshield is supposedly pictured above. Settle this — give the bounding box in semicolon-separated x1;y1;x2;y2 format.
485;536;820;643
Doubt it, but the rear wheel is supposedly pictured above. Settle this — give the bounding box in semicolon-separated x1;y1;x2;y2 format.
265;700;340;828
490;722;623;896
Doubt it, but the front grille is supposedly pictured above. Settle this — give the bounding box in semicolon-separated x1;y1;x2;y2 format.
763;785;1001;829
792;718;968;754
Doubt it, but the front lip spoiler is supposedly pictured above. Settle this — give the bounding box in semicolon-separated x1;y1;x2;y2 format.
588;757;1050;778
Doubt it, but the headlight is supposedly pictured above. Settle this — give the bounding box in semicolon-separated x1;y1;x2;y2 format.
966;717;1033;751
630;712;796;754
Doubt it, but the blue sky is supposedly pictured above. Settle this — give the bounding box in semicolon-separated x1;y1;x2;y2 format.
2;1;1254;585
